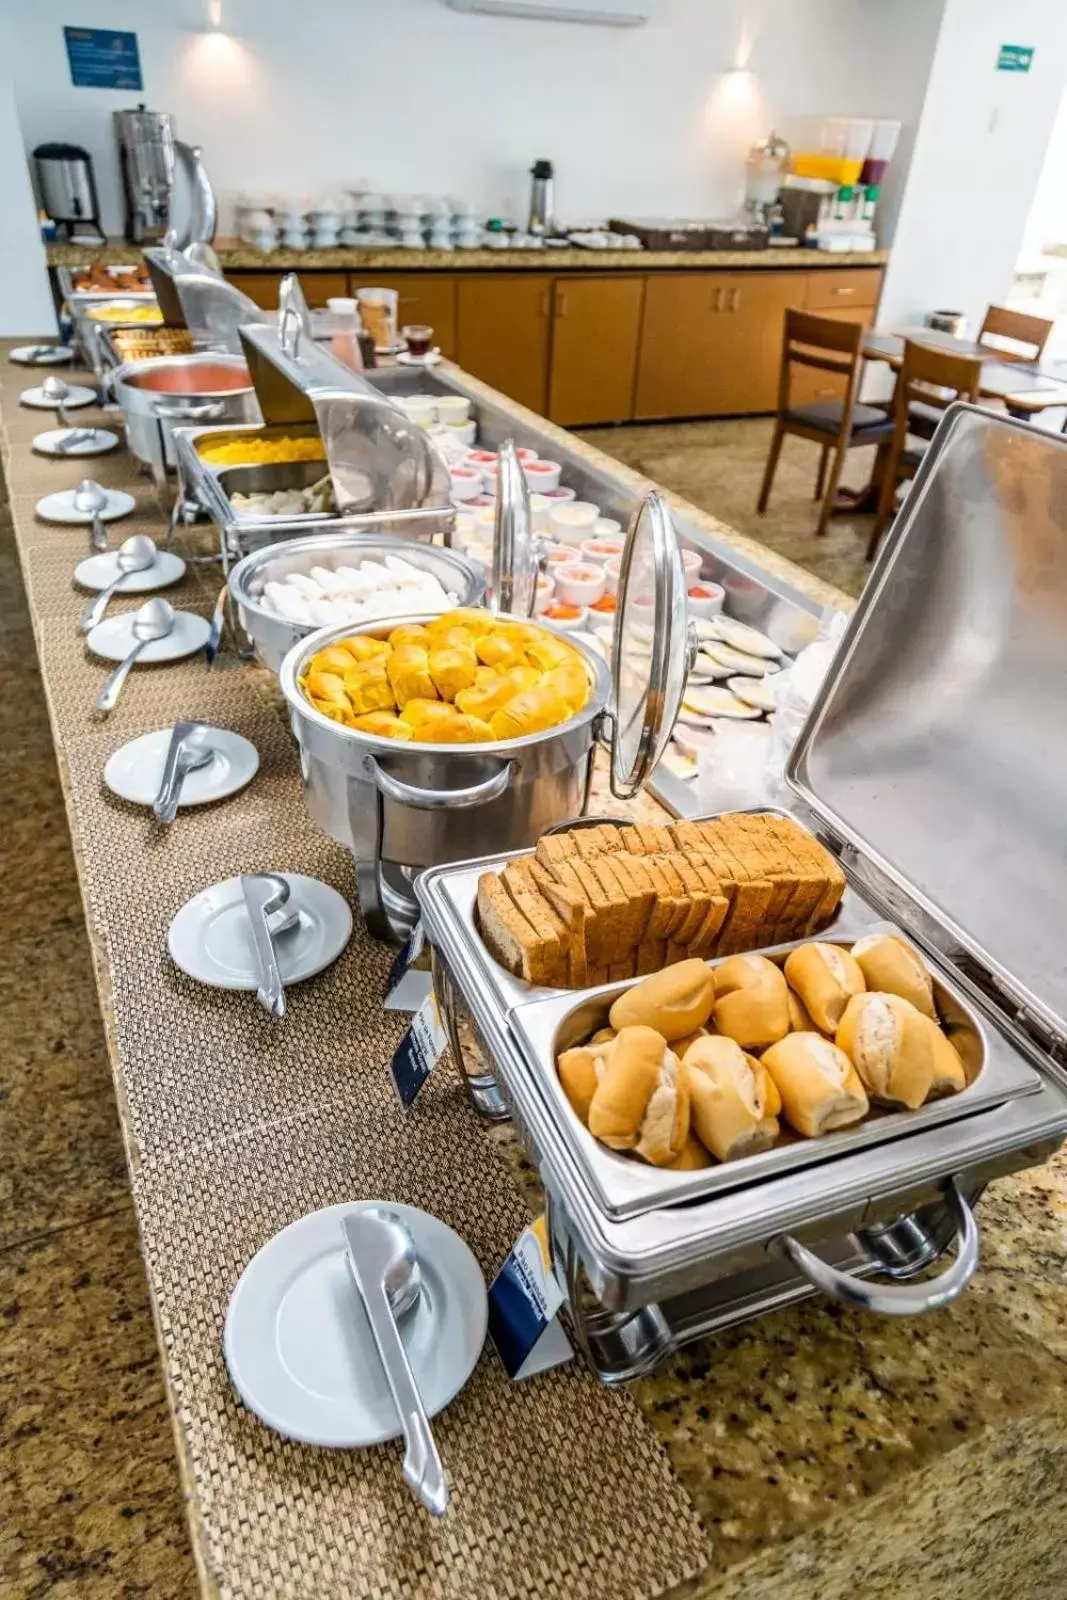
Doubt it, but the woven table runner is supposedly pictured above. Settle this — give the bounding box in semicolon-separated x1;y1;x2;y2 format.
1;355;710;1599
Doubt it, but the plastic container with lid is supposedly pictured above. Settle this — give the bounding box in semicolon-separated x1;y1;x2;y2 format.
326;297;364;372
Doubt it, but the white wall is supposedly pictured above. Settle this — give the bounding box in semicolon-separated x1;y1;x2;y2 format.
9;0;941;239
878;0;1067;334
0;10;57;337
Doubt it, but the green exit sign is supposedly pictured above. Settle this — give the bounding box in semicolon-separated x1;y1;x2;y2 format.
997;43;1034;72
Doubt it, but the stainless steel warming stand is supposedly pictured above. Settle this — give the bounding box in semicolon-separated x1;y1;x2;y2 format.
414;407;1067;1381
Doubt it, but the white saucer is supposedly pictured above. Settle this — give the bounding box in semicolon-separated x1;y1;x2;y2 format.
20;383;96;409
396;349;443;367
10;344;73;366
33;426;120;458
75;549;186;593
225;1201;487;1447
104;726;259;809
167;872;352;991
36;488;137;525
86;609;211;664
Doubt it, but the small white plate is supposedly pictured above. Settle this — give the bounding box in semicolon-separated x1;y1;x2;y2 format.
396;349;443;367
10;344;73;366
33;426;120;458
36;488;137;525
167;872;352;991
86;609;211;664
75;549;186;593
104;726;259;809
225;1201;487;1447
20;383;97;409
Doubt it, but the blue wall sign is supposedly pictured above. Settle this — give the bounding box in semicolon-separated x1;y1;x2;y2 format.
997;43;1034;73
64;27;143;90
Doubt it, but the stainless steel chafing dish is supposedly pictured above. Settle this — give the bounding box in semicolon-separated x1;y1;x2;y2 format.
414;407;1067;1381
279;484;691;941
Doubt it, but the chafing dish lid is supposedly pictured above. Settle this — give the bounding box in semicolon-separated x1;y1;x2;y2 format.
491;438;537;617
788;405;1067;1048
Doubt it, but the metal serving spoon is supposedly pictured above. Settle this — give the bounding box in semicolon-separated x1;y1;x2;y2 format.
41;374;71;427
73;478;110;553
92;598;175;716
152;720;214;824
78;534;158;633
341;1207;449;1516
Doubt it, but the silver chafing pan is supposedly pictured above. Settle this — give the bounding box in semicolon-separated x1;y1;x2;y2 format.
414;407;1067;1380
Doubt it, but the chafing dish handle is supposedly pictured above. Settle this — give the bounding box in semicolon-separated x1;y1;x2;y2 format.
774;1180;978;1316
366;756;516;812
153;400;226;421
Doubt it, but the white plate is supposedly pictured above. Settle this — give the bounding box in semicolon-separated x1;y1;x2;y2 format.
74;549;186;593
20;383;97;409
727;674;776;712
167;872;352;991
36;488;137;524
704;616;784;659
681;686;764;720
396;349;443;367
10;344;73;366
225;1201;487;1447
33;426;120;458
104;726;259;809
86;608;211;664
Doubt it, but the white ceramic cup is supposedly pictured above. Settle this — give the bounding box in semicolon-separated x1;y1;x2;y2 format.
554;562;607;607
434;395;471;424
523;458;562;492
549;501;600;545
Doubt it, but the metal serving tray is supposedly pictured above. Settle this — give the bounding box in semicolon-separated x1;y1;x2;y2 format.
58;264;154;302
215;459;334;524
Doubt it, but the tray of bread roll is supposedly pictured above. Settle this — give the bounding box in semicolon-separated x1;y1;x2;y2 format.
416;809;1042;1222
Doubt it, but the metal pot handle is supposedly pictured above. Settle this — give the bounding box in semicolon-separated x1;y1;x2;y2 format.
775;1181;978;1316
366;755;516;812
152;400;226;421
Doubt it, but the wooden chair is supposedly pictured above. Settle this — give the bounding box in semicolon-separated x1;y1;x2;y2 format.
866;339;982;560
757;309;894;539
978;304;1054;364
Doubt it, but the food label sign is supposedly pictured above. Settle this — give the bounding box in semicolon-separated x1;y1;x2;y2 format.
997;43;1034;73
64;27;143;91
389;991;447;1108
488;1214;573;1380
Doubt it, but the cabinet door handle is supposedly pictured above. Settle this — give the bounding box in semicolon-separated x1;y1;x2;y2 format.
835;286;856;296
728;287;740;312
556;291;567;318
712;286;723;312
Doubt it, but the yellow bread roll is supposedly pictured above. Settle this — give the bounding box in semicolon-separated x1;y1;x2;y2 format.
589;1027;616;1046
558;1043;612;1124
387;642;435;707
427;711;494;744
587;1025;690;1166
925;1015;967;1097
426;607;496;638
835;992;935;1110
312;645;364;675
685;1036;780;1162
787;988;820;1034
397;698;459;735
712;953;790;1051
343;635;390;662
388;624;432;649
429;643;478;702
783;942;866;1033
608;959;716;1042
350;712;412;740
674;1026;711;1060
489;684;571;741
341;671;395;715
761;1033;869;1137
454;663;540;720
666;1132;713;1170
850;934;937;1020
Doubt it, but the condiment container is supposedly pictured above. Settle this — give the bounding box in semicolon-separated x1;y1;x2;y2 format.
687;581;725;617
549;501;600;544
554;561;607;606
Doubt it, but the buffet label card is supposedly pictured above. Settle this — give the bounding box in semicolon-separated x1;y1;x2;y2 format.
383;923;432;1013
487;1214;573;1380
389;991;446;1109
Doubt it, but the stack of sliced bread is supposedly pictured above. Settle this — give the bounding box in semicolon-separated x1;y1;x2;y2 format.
476;812;846;989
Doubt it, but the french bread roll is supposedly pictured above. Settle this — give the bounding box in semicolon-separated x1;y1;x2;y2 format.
608;958;715;1042
666;1131;713;1170
589;1026;616;1046
783;942;866;1033
787;988;820;1034
712;953;791;1050
558;1047;603;1125
850;934;937;1021
674;1026;711;1060
924;1015;967;1098
761;1033;869;1136
834;992;934;1110
686;1036;780;1161
587;1025;690;1166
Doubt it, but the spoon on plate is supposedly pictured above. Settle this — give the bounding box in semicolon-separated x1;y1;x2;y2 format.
41;374;71;426
92;597;175;716
341;1207;449;1516
73;479;110;553
77;534;158;633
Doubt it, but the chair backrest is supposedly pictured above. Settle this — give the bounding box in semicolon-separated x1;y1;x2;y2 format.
978;304;1053;363
778;308;866;420
890;339;983;451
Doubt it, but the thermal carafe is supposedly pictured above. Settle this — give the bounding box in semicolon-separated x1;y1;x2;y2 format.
115;105;176;243
527;159;555;237
33;143;103;240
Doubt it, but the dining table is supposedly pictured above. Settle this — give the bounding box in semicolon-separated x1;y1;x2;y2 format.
861;326;1067;419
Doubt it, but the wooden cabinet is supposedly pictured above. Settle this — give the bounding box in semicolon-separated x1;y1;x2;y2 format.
547;275;644;426
347;273;457;356
228;272;348;309
634;270;806;420
455;275;552;413
806;268;882;312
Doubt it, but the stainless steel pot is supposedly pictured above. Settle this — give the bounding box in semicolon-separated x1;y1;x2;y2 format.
229;533;486;672
111;352;261;482
280;613;613;941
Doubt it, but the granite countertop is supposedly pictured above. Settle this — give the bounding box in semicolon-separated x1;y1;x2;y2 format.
4;342;1067;1600
47;238;890;274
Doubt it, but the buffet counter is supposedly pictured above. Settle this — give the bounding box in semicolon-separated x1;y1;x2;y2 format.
3;341;1067;1600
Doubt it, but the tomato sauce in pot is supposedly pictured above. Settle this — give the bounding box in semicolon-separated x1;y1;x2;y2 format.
124;361;251;394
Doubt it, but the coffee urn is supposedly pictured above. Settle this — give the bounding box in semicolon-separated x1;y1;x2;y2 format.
114;104;176;243
33;143;104;240
527;159;555;238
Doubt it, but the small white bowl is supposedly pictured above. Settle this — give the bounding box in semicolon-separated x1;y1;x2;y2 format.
529;493;554;529
587;600;618;635
452;511;477;548
400;395;437;428
449;465;483;500
543;485;576;503
687;581;725;618
534;574;555;614
541;604;588;633
594;517;622;539
516;447;539;464
545;543;577;568
549;501;600;545
603;555;622;596
434;394;471;424
465;449;497;472
523;458;562;493
681;549;703;582
581;537;625;566
554;562;606;607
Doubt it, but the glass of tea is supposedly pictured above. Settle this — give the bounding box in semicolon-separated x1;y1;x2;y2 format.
402;324;434;358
